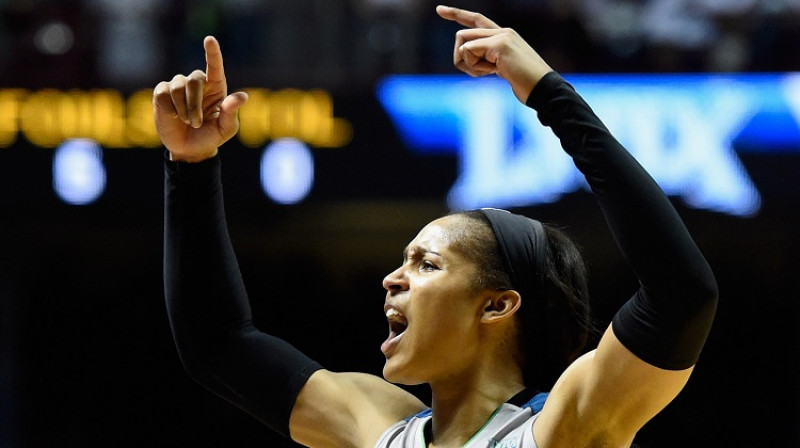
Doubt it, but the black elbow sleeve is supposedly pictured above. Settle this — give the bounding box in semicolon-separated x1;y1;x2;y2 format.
179;329;323;438
612;284;718;370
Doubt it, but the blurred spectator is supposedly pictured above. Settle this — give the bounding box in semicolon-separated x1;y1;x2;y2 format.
87;0;166;88
572;0;800;72
0;0;95;88
0;0;798;90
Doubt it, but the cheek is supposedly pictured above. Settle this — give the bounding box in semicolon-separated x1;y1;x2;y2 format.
415;314;481;375
407;276;482;345
413;296;479;348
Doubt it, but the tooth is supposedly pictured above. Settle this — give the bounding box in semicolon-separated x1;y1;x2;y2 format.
386;308;407;321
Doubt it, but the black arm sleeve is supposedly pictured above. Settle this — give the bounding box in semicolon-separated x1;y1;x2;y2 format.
527;72;719;370
164;154;323;437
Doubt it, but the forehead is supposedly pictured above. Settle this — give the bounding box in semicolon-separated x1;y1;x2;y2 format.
404;215;469;256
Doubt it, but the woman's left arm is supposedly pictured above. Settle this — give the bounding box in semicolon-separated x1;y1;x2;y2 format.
527;71;718;446
437;5;718;446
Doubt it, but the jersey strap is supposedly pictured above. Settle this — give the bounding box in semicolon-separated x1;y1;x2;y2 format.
404;391;549;422
405;408;432;422
521;392;548;414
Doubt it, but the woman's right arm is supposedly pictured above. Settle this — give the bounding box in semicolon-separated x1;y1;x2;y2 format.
156;36;424;447
163;152;324;437
156;35;327;439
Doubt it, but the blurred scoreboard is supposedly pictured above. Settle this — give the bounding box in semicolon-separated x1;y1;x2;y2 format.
1;73;799;214
0;87;351;149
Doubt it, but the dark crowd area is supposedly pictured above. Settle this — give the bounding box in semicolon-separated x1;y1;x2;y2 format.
1;0;799;91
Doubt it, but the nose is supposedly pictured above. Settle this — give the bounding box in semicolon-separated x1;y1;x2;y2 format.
382;265;408;292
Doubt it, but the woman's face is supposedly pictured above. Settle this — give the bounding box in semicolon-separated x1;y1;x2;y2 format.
381;215;488;385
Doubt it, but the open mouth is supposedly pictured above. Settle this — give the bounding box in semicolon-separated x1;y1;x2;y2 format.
382;307;408;355
386;308;408;338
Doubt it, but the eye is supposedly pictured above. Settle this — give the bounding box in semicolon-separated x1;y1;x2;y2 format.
421;260;438;272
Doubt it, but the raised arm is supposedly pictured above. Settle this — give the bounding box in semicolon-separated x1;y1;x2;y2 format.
155;37;424;447
156;36;324;437
437;5;718;446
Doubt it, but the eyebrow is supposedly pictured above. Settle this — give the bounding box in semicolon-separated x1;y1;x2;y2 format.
402;245;442;260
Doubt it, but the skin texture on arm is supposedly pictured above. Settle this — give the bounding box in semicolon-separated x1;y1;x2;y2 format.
437;5;717;447
290;371;426;448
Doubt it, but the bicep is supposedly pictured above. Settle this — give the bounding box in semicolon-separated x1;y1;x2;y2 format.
289;370;426;448
588;326;693;429
535;325;693;447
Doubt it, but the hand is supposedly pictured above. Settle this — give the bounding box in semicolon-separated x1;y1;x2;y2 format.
436;5;553;103
153;36;248;162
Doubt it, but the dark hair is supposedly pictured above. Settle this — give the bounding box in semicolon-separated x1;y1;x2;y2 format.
449;210;595;391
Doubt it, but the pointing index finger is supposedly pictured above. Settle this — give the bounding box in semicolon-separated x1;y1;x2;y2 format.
436;5;500;29
204;36;225;84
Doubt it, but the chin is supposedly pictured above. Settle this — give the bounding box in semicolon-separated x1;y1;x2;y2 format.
383;358;425;386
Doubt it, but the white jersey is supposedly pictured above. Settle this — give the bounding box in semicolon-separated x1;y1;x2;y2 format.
374;393;547;448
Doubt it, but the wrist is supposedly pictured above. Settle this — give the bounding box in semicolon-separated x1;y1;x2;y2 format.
168;148;219;163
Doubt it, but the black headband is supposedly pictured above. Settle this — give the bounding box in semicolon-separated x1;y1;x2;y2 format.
479;208;546;300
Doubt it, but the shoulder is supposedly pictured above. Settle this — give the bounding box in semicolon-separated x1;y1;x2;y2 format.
533;327;694;448
289;370;427;448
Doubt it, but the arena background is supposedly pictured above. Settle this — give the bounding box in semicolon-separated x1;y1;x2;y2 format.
1;1;799;447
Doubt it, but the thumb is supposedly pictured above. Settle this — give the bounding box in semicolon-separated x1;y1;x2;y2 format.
216;91;248;139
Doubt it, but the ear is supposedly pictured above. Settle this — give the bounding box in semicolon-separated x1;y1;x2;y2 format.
480;290;522;324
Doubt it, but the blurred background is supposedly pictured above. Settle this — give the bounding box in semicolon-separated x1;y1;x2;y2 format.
1;0;799;446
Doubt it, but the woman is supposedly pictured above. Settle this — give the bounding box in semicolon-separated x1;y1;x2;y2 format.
154;5;718;447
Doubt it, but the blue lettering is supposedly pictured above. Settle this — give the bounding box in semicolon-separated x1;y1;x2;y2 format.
377;73;800;217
